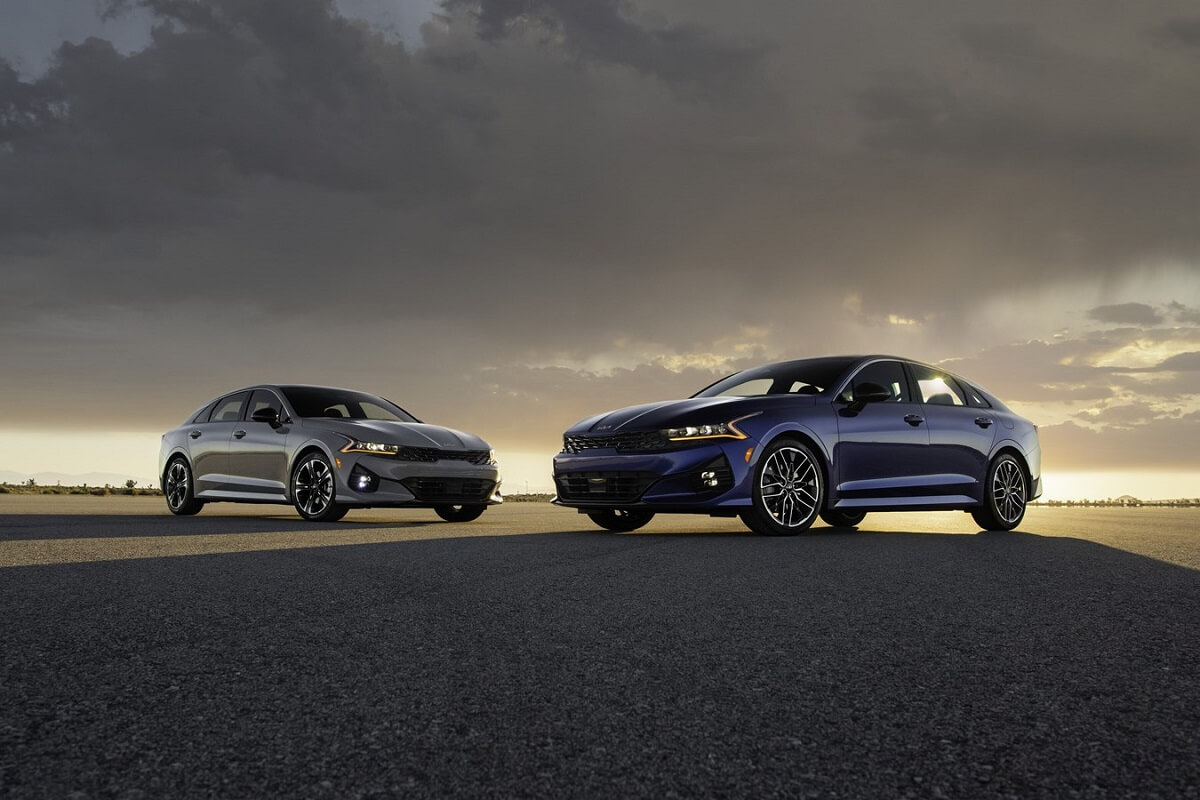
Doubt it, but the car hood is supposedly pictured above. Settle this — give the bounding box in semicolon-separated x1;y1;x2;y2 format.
302;419;491;450
567;395;817;435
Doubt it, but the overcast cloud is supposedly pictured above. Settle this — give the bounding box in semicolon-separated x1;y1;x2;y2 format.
1;0;1198;478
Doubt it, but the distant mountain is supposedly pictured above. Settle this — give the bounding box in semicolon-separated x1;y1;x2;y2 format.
0;470;158;488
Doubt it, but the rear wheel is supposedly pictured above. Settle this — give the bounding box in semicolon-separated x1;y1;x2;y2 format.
971;453;1027;531
587;509;655;532
820;509;866;529
164;458;204;516
435;504;487;522
291;453;348;522
740;439;824;536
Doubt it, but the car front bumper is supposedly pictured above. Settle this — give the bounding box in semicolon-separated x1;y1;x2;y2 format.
335;454;502;508
551;439;758;512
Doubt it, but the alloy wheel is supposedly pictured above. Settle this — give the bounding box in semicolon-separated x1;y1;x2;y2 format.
166;461;189;511
759;445;820;529
992;457;1027;525
295;457;334;517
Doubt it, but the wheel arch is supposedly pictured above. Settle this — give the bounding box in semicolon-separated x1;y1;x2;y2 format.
287;442;339;499
757;428;834;509
990;443;1033;487
161;449;193;488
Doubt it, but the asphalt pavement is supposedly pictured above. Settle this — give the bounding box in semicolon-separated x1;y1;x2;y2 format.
1;497;1198;798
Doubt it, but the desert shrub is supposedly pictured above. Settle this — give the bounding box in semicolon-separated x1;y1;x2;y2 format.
90;488;108;496
0;485;9;494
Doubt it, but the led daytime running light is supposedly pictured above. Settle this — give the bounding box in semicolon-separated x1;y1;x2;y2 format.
341;439;400;455
663;414;757;442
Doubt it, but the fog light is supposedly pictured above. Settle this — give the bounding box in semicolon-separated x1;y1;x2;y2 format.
695;455;733;493
349;464;379;493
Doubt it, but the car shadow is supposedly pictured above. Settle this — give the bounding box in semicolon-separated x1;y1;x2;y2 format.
0;513;429;541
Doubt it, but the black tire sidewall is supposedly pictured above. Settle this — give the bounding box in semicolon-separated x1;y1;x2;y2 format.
587;509;654;532
435;504;486;522
820;508;866;528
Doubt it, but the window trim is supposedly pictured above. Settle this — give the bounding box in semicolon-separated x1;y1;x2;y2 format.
835;358;917;404
245;388;288;422
206;391;251;423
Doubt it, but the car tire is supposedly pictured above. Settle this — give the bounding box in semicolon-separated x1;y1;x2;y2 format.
971;453;1027;531
164;457;204;516
819;509;866;529
291;452;348;522
587;509;655;532
435;504;487;522
740;438;824;536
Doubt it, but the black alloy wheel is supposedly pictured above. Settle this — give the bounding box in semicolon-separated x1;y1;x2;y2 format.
819;508;867;529
291;453;348;522
587;509;655;532
164;457;204;516
971;453;1027;531
435;504;487;522
740;438;824;536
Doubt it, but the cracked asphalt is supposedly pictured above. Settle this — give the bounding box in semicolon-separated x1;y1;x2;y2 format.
1;497;1198;798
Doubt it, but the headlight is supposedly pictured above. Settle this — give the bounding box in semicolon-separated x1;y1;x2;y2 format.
487;449;497;465
663;415;756;442
341;439;400;455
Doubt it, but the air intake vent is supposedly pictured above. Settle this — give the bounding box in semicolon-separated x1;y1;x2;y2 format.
555;471;658;502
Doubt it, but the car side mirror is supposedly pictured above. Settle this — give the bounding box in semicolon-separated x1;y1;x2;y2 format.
842;382;892;414
251;407;281;427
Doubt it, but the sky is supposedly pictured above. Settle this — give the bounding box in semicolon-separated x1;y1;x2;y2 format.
1;0;1198;499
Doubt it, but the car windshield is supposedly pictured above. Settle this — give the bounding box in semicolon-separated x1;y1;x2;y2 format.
279;386;419;422
693;357;858;398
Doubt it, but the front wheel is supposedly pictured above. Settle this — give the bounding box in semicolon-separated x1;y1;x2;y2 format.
435;504;486;522
971;453;1027;531
740;439;824;536
820;509;866;529
291;453;348;522
587;509;655;532
164;458;204;516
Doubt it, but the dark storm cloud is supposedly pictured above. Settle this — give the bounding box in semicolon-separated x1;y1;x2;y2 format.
445;0;768;92
1087;303;1164;326
1;0;1199;477
1152;17;1200;49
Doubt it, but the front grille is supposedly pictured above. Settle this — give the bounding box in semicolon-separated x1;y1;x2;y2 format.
396;447;492;465
562;431;670;454
555;471;658;503
401;477;495;502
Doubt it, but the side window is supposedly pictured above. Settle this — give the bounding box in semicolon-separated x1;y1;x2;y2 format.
207;392;249;422
960;382;992;409
842;361;910;403
909;365;967;406
191;402;216;424
248;390;284;420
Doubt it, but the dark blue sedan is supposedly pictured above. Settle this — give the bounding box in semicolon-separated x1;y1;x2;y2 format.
553;355;1041;534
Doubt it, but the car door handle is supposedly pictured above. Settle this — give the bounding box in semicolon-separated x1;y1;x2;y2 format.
189;430;202;439
974;417;993;428
233;430;246;439
903;414;924;426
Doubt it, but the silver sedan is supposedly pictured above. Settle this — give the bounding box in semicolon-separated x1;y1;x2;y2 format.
159;385;501;522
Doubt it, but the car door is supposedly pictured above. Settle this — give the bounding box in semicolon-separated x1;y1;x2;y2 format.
907;364;997;501
190;391;248;494
832;360;930;501
225;389;291;500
